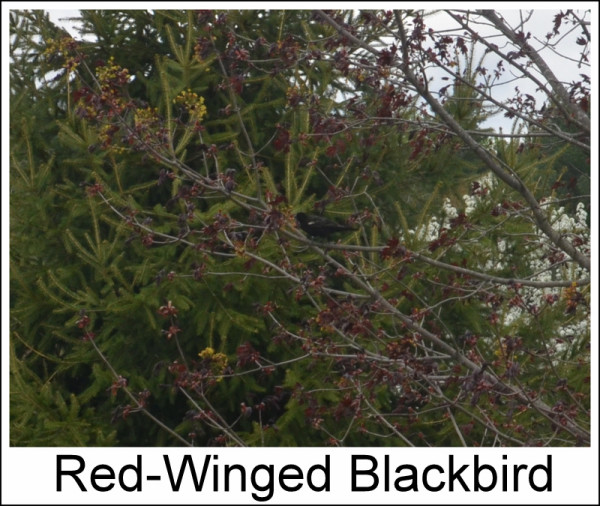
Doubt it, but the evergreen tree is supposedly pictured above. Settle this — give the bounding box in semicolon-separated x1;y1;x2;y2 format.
10;9;590;447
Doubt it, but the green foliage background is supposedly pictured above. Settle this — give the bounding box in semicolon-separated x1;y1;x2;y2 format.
9;10;590;447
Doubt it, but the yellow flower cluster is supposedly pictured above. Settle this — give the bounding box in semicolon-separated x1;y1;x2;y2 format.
98;123;126;154
198;347;228;381
563;281;583;314
563;282;578;298
96;56;130;85
134;106;159;128
44;36;72;54
44;36;79;69
173;89;208;121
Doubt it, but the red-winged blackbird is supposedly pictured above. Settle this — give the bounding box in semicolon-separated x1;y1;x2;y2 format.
295;212;356;238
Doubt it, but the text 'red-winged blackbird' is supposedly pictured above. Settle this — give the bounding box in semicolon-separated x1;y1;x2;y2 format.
295;212;356;238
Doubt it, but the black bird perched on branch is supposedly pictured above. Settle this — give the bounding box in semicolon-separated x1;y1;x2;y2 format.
295;212;356;238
